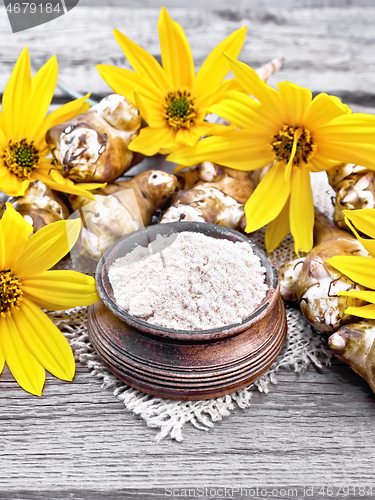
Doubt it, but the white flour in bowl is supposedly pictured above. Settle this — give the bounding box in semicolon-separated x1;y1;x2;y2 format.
108;231;268;331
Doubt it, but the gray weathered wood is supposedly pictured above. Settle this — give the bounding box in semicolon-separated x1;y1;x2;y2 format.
1;1;375;497
0;0;374;111
1;360;375;497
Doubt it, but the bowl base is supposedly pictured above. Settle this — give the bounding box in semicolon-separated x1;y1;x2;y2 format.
87;298;287;401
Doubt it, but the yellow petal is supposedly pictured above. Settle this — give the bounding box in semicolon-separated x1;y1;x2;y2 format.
225;55;284;122
338;290;375;303
205;78;247;108
129;125;176;156
175;127;200;147
0;112;7;144
284;128;303;182
193;121;236;137
96;65;160;105
136;91;165;128
305;93;349;131
343;213;375;258
328;95;351;114
313;113;375;170
13;219;81;278
327;255;375;289
34;173;97;201
97;65;135;102
12;298;75;381
194;27;247;99
289;166;314;254
114;29;170;92
309;154;341;172
344;304;375;320
265;197;290;252
244;162;291;232
0;314;45;396
315;113;375;142
1;47;31;139
1;202;33;270
28;55;58;132
168;130;273;170
23;270;99;310
158;7;194;88
0;168;30;197
208;91;276;133
49;168;66;184
0;211;5;270
133;91;151;127
277;81;312;126
70;182;107;192
0;343;4;376
317;141;375;171
33;94;91;146
345;208;375;235
344;208;375;240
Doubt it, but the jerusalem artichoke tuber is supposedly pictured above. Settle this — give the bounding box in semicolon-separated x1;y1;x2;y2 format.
46;94;142;184
279;210;368;333
69;170;178;266
329;320;375;393
327;163;375;231
4;181;70;232
161;163;255;229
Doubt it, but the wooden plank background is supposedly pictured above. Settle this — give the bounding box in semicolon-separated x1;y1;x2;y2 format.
0;1;375;498
0;0;374;111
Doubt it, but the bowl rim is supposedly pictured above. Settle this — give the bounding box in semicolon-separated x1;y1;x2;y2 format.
95;222;279;341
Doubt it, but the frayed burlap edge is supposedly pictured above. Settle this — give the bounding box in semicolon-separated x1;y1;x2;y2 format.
48;303;332;443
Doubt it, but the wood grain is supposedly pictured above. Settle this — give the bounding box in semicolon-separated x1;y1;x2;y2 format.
0;1;375;497
1;360;375;497
0;0;374;111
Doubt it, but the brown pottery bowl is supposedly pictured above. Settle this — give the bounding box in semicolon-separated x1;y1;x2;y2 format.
87;222;287;400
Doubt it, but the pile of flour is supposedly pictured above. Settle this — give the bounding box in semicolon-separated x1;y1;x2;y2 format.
108;231;268;331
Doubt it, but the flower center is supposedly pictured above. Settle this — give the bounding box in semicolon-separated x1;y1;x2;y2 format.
162;89;197;130
271;125;316;167
3;139;39;179
0;270;23;317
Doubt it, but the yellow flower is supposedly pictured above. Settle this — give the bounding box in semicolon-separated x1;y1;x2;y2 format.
328;209;375;319
0;47;103;200
97;7;246;156
169;56;375;254
0;203;99;396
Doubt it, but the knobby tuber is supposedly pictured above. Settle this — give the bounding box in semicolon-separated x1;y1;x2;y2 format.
329;320;375;393
3;181;70;232
46;94;142;183
327;163;375;231
69;170;177;265
279;210;368;333
161;163;255;230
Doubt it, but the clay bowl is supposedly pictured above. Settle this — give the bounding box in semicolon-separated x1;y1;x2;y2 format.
87;222;287;400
